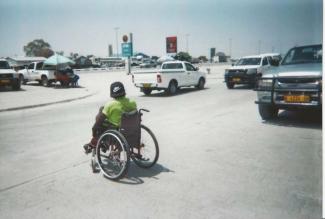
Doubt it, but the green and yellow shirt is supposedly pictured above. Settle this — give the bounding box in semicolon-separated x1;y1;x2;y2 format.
102;97;137;127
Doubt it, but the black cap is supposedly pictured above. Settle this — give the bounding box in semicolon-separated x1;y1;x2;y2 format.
110;81;126;98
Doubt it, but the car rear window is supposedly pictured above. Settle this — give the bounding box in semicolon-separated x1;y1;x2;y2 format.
162;63;183;69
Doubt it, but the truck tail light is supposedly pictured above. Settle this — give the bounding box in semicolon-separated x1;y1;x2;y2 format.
157;74;162;83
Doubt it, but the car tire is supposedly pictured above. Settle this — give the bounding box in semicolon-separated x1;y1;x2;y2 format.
19;74;26;85
258;104;278;120
167;81;177;95
12;80;21;91
143;88;152;95
41;75;49;87
226;81;234;89
196;78;205;90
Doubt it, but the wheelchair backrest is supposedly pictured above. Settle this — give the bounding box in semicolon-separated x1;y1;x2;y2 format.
120;110;141;148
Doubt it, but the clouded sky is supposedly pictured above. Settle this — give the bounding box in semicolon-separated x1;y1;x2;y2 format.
0;0;322;58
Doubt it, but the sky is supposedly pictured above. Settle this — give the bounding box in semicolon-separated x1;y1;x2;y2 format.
0;0;322;58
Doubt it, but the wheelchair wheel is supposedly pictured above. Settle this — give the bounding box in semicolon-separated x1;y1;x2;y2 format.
96;130;130;180
131;125;159;168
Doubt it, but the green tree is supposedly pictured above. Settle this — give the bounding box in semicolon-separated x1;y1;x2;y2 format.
23;39;54;58
174;52;192;62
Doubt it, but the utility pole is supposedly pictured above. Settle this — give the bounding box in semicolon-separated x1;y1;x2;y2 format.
185;34;190;53
229;38;232;58
258;40;261;54
114;27;119;57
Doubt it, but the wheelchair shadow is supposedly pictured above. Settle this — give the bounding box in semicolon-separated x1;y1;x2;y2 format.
104;163;174;185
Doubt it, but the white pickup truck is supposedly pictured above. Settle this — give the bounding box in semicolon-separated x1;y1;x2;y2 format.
132;61;206;95
18;62;55;86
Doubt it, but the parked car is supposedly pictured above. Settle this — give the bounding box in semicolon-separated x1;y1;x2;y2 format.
139;60;157;68
132;61;206;95
224;53;280;89
18;62;56;86
0;59;21;90
255;44;322;120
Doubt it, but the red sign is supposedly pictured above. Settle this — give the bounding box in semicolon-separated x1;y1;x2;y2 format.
166;36;177;53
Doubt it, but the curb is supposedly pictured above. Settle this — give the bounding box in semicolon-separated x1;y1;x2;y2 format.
0;92;97;112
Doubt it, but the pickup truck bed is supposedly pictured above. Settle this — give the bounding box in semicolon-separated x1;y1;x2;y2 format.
132;61;206;95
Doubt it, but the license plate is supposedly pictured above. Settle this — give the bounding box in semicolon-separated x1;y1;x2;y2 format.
0;79;10;84
232;78;241;82
284;95;310;103
143;83;151;88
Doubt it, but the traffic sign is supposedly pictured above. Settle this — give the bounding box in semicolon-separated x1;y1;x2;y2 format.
122;43;133;57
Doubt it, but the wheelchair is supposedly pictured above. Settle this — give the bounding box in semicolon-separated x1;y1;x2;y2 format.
90;109;159;180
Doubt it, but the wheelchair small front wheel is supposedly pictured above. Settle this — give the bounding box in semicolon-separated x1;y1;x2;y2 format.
131;125;159;168
96;130;130;180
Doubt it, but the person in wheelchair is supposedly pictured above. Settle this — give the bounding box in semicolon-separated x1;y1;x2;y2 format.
83;81;137;154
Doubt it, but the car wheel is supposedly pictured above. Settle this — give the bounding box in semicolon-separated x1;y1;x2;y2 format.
258;104;278;120
197;78;205;89
167;81;177;95
12;80;21;91
226;81;234;89
19;74;25;85
41;76;49;87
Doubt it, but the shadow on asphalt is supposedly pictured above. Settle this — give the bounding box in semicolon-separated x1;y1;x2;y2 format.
141;87;209;98
263;109;322;130
106;163;174;185
229;84;255;90
0;87;26;92
24;82;84;89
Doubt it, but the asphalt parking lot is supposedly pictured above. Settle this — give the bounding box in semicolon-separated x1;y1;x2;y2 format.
0;64;322;219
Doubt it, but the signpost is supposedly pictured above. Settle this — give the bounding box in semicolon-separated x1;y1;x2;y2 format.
121;33;133;74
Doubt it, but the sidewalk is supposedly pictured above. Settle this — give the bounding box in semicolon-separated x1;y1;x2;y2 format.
0;84;95;112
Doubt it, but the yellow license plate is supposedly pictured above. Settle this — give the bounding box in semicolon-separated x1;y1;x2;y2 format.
232;78;241;82
0;79;10;84
143;83;151;88
284;95;310;103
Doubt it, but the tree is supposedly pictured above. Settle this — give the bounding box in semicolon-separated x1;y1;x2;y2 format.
174;52;192;62
23;39;54;58
198;56;208;62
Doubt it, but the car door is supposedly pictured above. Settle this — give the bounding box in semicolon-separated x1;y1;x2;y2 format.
26;63;36;80
260;57;271;74
35;62;44;79
185;63;198;85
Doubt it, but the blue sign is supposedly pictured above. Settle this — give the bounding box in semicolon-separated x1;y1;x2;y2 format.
122;43;133;57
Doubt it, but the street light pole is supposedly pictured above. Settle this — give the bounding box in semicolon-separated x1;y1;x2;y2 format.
229;38;232;58
186;34;190;53
114;27;119;57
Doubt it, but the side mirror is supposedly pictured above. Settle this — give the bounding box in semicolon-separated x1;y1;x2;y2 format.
195;67;199;71
231;63;234;66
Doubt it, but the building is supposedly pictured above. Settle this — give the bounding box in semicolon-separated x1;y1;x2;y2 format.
6;56;46;67
213;52;228;62
74;56;93;68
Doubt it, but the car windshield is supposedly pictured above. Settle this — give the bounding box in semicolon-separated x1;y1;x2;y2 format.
0;61;10;69
236;58;261;66
282;45;322;65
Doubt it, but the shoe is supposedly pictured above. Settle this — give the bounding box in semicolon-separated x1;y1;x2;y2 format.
83;143;93;154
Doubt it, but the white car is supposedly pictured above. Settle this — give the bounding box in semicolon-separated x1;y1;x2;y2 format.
132;61;206;95
0;59;21;90
224;53;281;89
19;62;56;86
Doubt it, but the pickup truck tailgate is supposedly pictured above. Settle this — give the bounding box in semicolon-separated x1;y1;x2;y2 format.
132;70;159;84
